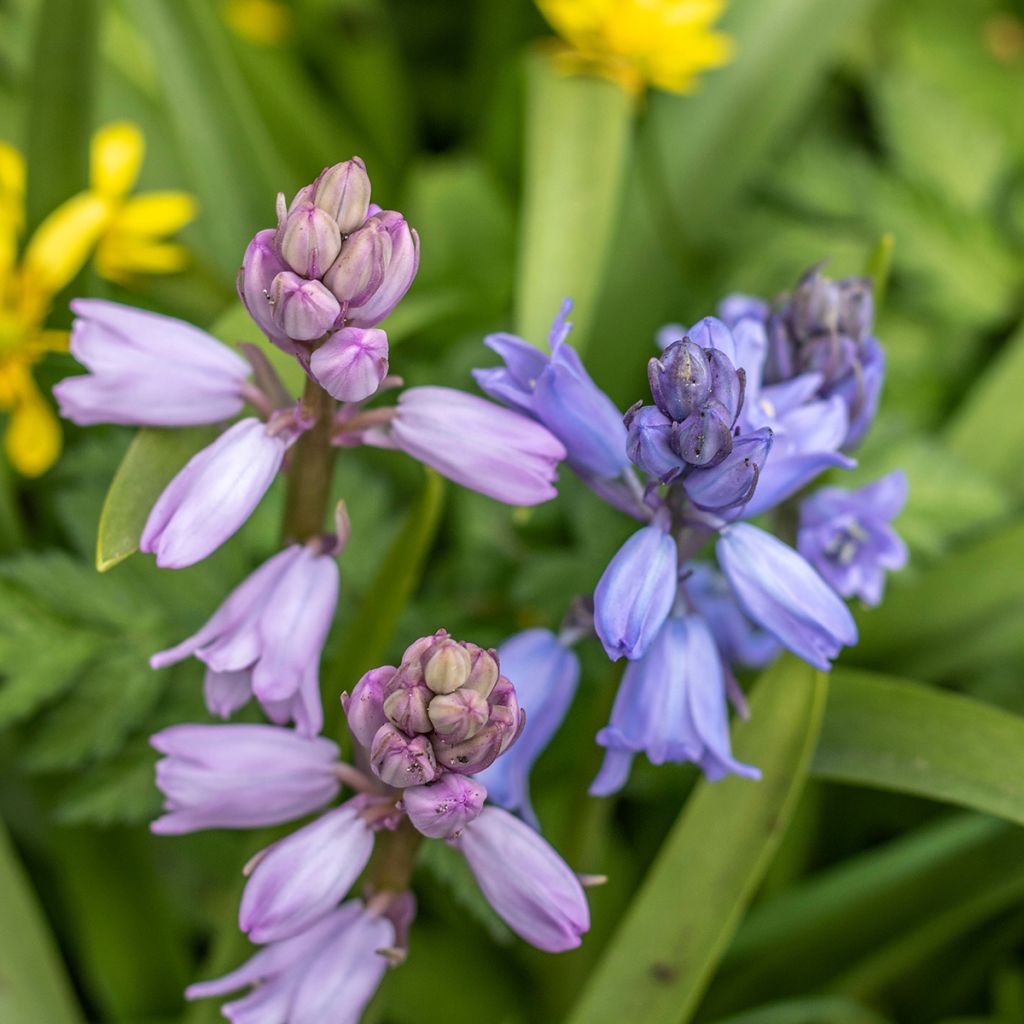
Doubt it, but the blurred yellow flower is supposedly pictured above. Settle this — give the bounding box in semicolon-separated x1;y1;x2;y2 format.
536;0;733;95
222;0;292;46
0;122;197;476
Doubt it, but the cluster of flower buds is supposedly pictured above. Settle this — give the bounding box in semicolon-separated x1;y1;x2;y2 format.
238;157;419;402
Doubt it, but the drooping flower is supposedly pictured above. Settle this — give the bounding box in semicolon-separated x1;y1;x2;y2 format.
798;470;909;606
150;724;341;834
151;544;339;735
476;629;580;828
591;613;759;795
536;0;733;95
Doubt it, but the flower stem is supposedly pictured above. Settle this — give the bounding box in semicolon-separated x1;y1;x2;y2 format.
367;818;423;893
282;375;337;543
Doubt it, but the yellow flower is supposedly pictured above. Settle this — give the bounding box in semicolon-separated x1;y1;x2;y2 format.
222;0;292;46
0;123;197;476
536;0;733;95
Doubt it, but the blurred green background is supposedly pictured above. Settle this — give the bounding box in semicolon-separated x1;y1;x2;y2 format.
2;1;1024;1022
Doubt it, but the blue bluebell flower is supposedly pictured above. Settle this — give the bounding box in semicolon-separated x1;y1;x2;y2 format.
590;614;760;796
798;470;908;606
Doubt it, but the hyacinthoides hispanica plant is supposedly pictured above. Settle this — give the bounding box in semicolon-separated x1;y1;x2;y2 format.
55;157;586;1021
472;267;908;812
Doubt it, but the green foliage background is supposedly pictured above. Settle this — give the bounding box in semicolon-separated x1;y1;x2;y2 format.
2;1;1024;1022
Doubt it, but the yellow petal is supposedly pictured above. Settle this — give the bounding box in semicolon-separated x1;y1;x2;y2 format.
107;191;198;236
4;377;61;476
94;237;191;282
22;192;115;298
0;141;26;280
222;0;292;45
0;141;26;199
91;121;145;198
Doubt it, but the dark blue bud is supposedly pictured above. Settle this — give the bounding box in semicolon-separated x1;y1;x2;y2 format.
648;340;710;421
799;334;857;384
790;266;841;339
625;404;686;480
670;401;733;468
765;313;795;383
706;348;745;425
683;428;773;512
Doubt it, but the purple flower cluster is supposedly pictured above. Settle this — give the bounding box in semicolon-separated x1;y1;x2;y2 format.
155;630;590;1021
473;274;907;802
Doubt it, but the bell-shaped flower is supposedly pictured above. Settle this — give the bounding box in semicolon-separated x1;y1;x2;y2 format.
797;470;908;606
453;806;589;952
590;614;760;796
187;900;393;1024
476;629;580;828
594;522;678;661
151;544;339;735
716;522;857;671
150;724;341;834
54;299;250;426
140;417;297;569
239;800;375;943
361;386;566;506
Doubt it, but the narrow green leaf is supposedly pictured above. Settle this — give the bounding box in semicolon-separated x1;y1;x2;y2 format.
515;50;634;351
710;997;891;1024
24;0;97;230
0;817;84;1024
565;656;827;1024
945;320;1024;499
864;232;895;311
96;426;216;572
813;669;1024;825
326;469;445;724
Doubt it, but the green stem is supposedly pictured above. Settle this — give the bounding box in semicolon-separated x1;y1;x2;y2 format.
367;817;423;893
281;375;337;543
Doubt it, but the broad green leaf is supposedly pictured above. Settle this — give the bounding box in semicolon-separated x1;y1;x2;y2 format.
565;656;827;1024
515;50;634;352
710;997;891;1024
326;468;445;728
96;426;216;571
945;320;1024;500
24;0;97;231
0;817;84;1024
813;670;1024;825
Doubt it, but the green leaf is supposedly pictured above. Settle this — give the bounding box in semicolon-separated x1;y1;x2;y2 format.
515;50;634;351
24;0;97;230
945;320;1024;501
565;656;827;1024
96;426;216;571
710;997;891;1024
864;232;894;311
0;817;84;1024
813;669;1024;825
327;468;445;725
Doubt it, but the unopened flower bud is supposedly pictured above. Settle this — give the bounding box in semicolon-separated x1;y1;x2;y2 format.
427;688;489;743
648;340;711;422
684;428;773;512
341;666;393;749
382;676;433;735
269;272;340;341
486;676;523;756
323;219;390;307
370;724;438;788
402;774;486;839
461;643;499;698
791;266;840;340
625;404;685;480
309;327;389;403
670;402;733;468
837;279;874;343
238;229;293;349
706;348;745;426
313;157;372;235
432;722;504;775
345;211;419;328
765;313;796;382
277;203;342;279
800;334;857;384
424;640;472;695
686;316;735;357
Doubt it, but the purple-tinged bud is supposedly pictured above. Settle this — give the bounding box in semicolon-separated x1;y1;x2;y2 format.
838;278;874;342
382;676;433;735
648;339;711;421
277;202;342;279
706;347;745;426
432;722;505;775
687;316;736;362
461;643;500;698
238;229;295;351
594;523;678;661
486;676;523;756
309;326;389;402
427;688;489;743
345;211;420;328
323;219;390;306
684;428;773;513
312;157;372;234
424;639;472;694
269;271;341;342
800;334;857;383
765;312;796;383
670;401;734;468
402;774;486;839
370;723;438;787
790;266;840;339
625;404;686;480
342;666;393;748
239;800;373;943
